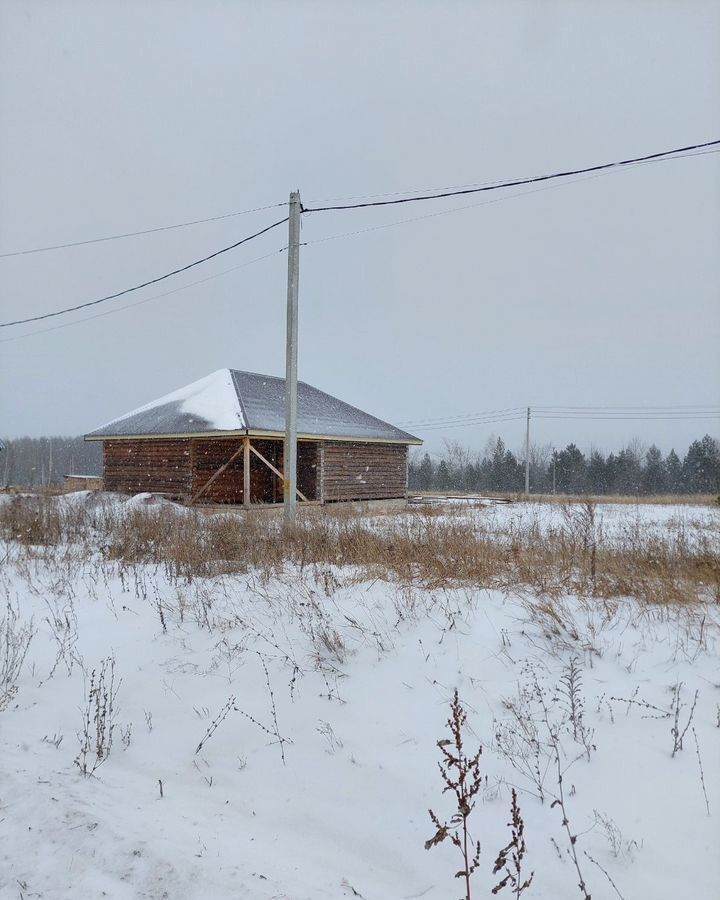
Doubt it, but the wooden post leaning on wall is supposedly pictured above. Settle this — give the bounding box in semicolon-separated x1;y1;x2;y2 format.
248;442;309;503
190;442;245;506
243;436;251;508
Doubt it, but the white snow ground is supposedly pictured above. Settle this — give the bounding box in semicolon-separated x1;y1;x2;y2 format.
1;497;719;899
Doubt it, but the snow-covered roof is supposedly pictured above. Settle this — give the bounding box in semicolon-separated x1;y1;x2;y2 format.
85;369;421;445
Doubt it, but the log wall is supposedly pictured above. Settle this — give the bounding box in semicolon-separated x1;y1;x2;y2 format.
103;440;192;497
103;438;407;503
320;442;408;501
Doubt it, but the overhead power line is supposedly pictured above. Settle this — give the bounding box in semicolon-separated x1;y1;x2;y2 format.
1;135;717;335
0;201;285;259
0;247;287;345
303;139;720;212
0;216;289;328
302;167;629;249
306;146;719;207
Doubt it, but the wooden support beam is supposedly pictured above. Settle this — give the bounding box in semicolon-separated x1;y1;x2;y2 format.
248;442;309;503
243;437;250;508
190;443;244;505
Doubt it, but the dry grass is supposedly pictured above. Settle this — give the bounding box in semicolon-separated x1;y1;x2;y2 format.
518;492;718;507
0;494;717;606
413;490;718;507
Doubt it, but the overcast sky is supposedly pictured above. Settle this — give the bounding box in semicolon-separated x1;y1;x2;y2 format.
1;0;718;457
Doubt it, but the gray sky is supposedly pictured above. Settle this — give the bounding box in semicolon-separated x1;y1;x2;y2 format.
1;0;718;457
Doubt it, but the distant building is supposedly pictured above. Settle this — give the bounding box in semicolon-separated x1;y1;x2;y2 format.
85;369;421;505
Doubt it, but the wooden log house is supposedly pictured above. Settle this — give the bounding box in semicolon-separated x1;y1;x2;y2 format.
85;369;421;505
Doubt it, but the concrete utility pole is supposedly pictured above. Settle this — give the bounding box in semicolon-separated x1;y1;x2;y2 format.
524;406;531;495
284;190;301;527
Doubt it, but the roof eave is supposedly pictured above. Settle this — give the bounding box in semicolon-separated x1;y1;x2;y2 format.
85;429;422;445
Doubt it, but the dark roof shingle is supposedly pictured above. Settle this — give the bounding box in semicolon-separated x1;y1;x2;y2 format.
86;369;421;444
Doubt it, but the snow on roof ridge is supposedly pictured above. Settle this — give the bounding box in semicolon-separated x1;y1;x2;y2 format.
89;369;244;433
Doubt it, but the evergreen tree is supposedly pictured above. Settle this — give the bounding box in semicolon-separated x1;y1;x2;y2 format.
555;444;587;494
682;435;720;494
490;438;506;490
665;449;683;494
587;450;608;494
502;449;522;492
614;446;643;495
478;457;493;491
465;461;480;492
604;452;619;494
417;453;434;491
435;459;450;491
642;445;667;494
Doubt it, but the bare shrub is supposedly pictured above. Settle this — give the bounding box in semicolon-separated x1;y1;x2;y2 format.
195;654;292;764
0;495;62;546
425;689;482;900
494;664;552;803
74;656;120;776
233;662;292;764
561;499;601;585
670;682;699;757
541;699;592;899
195;695;235;754
583;850;627;900
42;596;81;680
691;726;710;816
1;601;35;710
317;719;343;753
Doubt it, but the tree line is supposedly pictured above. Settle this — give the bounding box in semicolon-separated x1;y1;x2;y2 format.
409;434;720;495
1;433;718;496
1;436;102;487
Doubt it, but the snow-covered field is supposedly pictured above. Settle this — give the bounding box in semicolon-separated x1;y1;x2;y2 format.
1;494;718;899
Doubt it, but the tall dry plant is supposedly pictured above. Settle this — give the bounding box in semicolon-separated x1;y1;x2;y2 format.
425;689;483;900
492;788;534;897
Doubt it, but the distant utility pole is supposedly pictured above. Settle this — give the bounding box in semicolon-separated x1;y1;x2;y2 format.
552;450;557;495
524;406;531;495
284;190;301;528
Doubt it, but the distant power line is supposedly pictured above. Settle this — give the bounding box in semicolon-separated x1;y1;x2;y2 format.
0;216;289;328
399;407;526;426
536;405;720;410
535;414;720;421
401;405;720;431
416;415;526;432
0;202;286;259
